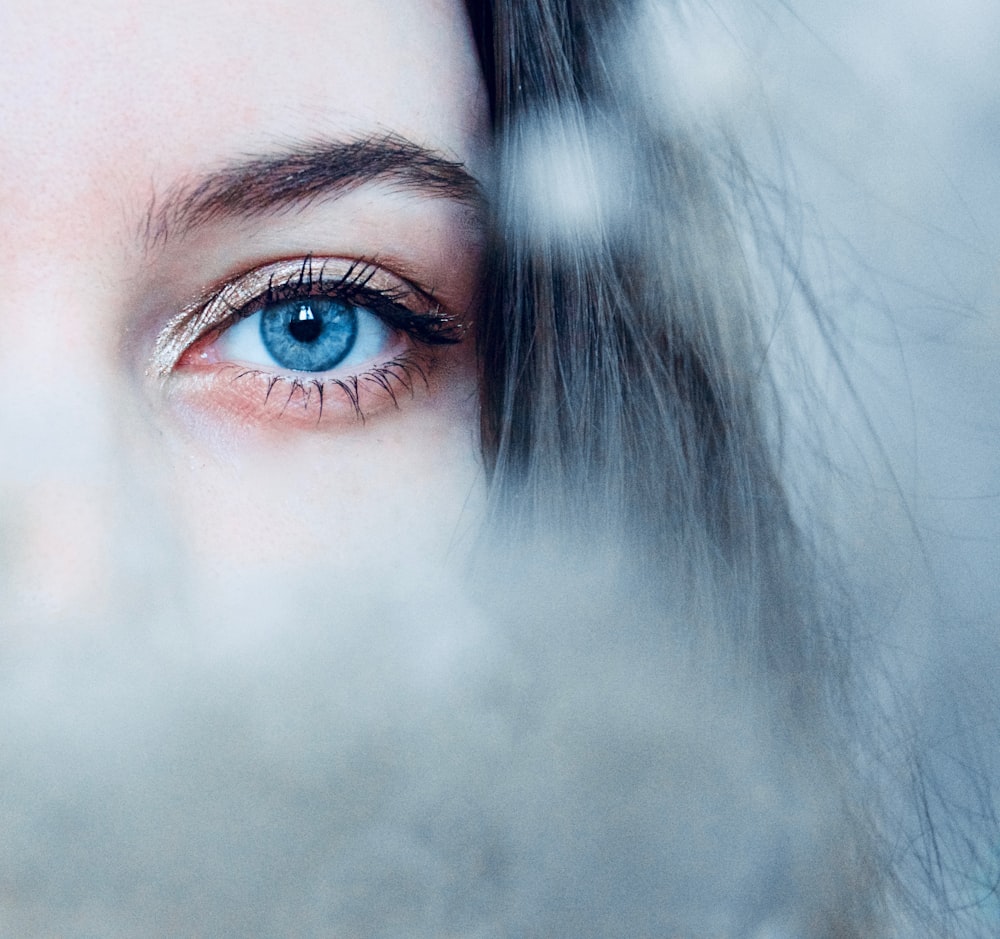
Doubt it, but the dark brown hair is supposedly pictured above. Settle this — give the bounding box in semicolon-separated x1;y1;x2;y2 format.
468;0;825;691
462;1;886;935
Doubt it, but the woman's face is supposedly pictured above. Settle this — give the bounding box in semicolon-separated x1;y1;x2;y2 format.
0;0;489;640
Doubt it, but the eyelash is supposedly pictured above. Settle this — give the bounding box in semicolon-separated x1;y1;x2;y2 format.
154;256;465;423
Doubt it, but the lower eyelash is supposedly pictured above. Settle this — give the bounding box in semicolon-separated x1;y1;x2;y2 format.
223;352;428;424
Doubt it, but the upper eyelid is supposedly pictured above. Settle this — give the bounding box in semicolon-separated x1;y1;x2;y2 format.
149;256;439;377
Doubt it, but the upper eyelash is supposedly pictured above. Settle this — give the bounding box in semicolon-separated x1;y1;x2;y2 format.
151;255;466;378
233;256;456;343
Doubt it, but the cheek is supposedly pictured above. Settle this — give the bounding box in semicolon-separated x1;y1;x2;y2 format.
153;357;485;631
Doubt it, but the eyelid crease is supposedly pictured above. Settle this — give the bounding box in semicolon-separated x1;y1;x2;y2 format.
149;255;461;379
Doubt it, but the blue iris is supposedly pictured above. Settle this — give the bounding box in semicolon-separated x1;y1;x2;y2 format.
258;299;358;372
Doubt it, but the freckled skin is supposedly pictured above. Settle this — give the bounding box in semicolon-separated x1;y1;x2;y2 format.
0;0;490;634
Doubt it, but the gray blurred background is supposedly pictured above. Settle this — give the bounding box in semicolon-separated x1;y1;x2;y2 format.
728;0;1000;925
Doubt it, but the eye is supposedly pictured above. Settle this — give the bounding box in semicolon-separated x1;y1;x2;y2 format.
216;297;392;374
152;256;466;427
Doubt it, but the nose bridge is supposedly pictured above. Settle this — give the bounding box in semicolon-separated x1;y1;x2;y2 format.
0;250;123;482
0;247;137;634
0;20;186;641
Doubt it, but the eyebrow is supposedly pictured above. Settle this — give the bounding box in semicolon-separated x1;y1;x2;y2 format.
143;132;484;249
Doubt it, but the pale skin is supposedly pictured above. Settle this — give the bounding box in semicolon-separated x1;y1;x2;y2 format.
0;6;856;932
0;0;490;643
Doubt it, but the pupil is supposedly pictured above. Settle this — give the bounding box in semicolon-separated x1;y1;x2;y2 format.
288;305;323;343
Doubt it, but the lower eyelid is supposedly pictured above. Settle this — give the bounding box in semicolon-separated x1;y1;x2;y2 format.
165;350;433;431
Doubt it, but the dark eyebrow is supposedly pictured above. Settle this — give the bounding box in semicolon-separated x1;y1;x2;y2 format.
143;132;484;249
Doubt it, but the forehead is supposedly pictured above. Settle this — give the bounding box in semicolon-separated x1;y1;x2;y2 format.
0;0;486;228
